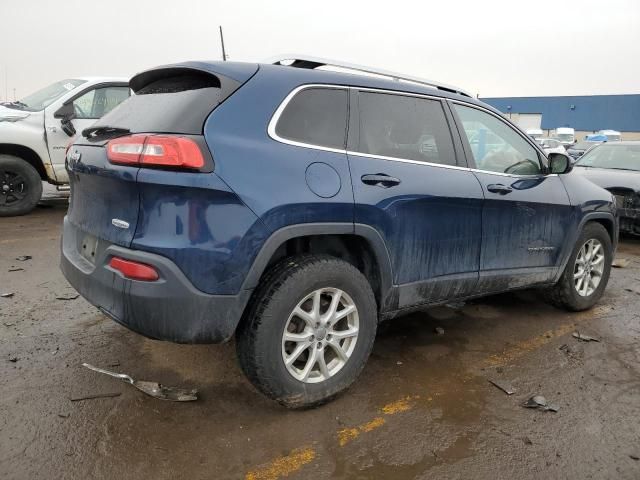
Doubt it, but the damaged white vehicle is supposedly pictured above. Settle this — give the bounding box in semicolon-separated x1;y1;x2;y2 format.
0;77;129;216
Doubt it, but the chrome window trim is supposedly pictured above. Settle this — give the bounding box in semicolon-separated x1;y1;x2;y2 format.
267;84;349;154
267;84;552;179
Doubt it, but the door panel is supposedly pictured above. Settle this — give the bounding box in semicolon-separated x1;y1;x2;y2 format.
473;172;572;291
348;91;483;308
350;155;484;306
450;102;572;292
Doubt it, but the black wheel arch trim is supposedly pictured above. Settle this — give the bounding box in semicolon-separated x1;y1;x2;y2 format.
241;222;396;311
553;211;618;283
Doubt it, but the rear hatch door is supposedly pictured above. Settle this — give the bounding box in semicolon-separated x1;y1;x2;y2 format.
65;61;259;248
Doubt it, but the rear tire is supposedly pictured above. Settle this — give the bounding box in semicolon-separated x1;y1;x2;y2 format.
546;222;612;311
236;254;377;408
0;155;43;217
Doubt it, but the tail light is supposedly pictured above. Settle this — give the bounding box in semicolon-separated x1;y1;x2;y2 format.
109;256;159;281
107;135;204;169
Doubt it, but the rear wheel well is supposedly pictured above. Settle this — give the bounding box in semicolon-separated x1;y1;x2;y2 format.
263;234;383;307
0;144;48;180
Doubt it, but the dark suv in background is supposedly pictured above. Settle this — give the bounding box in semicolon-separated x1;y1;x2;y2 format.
61;56;617;407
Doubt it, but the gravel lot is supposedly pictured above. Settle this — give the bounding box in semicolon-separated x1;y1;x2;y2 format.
1;188;639;479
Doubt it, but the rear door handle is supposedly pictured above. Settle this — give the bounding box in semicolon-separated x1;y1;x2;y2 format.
487;183;513;195
361;174;401;188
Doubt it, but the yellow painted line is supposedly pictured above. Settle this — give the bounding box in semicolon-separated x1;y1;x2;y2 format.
245;447;316;480
482;323;577;367
482;305;612;368
338;417;386;447
337;395;419;446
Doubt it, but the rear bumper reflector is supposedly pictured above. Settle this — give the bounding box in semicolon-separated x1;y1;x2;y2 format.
109;256;159;281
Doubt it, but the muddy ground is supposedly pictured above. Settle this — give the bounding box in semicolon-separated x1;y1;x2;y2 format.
1;187;640;480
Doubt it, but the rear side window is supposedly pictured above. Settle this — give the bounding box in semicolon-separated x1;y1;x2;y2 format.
93;72;223;135
275;88;348;149
355;92;457;166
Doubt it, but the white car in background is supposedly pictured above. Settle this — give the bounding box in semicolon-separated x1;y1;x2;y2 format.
538;138;567;155
0;77;129;216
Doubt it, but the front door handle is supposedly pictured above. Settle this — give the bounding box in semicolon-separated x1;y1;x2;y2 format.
361;174;401;188
487;183;513;195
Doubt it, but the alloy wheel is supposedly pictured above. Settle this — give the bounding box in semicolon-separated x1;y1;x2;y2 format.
574;238;605;297
281;288;359;384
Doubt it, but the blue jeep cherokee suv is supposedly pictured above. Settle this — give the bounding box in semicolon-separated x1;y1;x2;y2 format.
61;56;617;407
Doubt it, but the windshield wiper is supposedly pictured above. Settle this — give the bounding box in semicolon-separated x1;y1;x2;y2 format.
605;167;639;172
1;101;27;110
82;126;130;139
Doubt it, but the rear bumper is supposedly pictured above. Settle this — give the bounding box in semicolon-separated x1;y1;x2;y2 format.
60;217;252;343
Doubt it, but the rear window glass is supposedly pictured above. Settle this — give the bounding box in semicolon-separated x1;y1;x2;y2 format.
92;73;222;135
275;88;348;149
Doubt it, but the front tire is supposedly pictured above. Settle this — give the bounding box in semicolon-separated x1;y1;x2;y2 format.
546;222;612;311
236;255;378;408
0;155;43;217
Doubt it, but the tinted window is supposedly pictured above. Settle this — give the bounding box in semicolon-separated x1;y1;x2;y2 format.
454;104;541;175
356;92;456;165
73;86;130;119
92;73;223;135
276;88;348;149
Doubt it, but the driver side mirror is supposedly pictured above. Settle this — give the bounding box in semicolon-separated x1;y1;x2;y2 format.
53;102;75;120
548;152;573;174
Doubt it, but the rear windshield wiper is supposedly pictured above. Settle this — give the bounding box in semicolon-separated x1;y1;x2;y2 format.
82;126;130;139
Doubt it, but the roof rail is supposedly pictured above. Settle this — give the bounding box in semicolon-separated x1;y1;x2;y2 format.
264;54;471;98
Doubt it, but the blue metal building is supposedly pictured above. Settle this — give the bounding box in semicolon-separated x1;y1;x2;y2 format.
481;94;640;132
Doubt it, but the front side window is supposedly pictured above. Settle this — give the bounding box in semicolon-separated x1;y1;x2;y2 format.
275;88;348;149
73;86;130;119
355;92;456;166
454;104;541;175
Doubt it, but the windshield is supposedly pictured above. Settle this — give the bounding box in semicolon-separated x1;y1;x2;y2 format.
573;141;598;151
606;134;621;142
577;144;640;171
556;133;574;142
7;79;86;111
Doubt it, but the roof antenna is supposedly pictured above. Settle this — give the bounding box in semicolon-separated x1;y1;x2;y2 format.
219;26;227;61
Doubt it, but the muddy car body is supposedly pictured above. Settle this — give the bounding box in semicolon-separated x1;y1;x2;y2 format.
61;57;617;407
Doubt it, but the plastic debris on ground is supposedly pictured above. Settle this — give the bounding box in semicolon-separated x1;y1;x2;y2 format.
522;395;559;412
573;331;600;342
488;379;516;395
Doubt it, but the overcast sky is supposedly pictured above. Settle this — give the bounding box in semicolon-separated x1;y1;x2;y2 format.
2;0;639;100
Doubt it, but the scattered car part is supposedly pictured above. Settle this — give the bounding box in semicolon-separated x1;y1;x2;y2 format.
55;294;79;301
434;327;445;335
82;363;198;402
488;379;516;395
523;395;559;412
572;332;600;342
15;255;32;261
612;258;630;268
8;267;23;272
1;292;15;298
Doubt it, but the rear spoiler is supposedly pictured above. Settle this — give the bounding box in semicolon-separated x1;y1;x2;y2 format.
130;61;259;101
